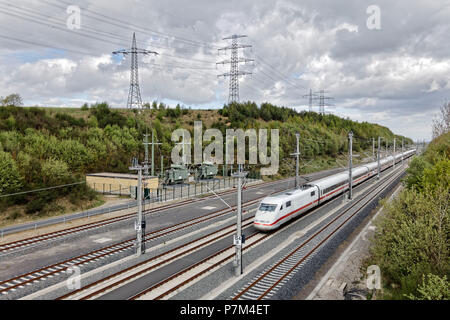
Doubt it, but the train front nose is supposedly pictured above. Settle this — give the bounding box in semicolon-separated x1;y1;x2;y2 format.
253;221;274;231
253;203;278;231
253;211;275;231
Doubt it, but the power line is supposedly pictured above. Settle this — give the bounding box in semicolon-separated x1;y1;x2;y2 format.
0;33;92;56
0;181;85;198
42;0;220;51
146;62;217;71
0;2;327;109
0;1;175;55
0;33;217;91
0;3;217;65
1;3;312;99
0;7;125;47
255;54;305;91
3;1;312;96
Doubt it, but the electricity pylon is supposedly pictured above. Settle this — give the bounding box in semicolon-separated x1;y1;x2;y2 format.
217;35;254;103
314;89;334;115
113;32;158;109
303;89;318;112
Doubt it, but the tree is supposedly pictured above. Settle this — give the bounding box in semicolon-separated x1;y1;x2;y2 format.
432;101;450;139
41;158;71;185
0;151;22;194
1;94;23;106
175;104;182;117
421;158;450;192
87;115;98;127
405;156;431;190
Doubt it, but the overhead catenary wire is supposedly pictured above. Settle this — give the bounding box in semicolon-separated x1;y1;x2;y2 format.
0;181;85;198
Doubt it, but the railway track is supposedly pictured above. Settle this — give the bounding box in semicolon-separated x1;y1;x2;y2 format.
1;159;409;299
0;178;289;255
127;165;407;300
0;198;195;254
0;179;294;297
231;166;406;300
56;217;258;300
130;231;267;300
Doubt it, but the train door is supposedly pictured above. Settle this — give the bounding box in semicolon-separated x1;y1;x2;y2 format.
312;185;320;205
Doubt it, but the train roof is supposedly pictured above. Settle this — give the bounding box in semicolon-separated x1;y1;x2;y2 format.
262;149;417;203
260;187;310;204
312;171;348;187
364;162;378;170
353;166;368;174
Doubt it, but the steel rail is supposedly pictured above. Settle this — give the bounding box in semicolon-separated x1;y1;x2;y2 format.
58;219;256;300
130;163;410;300
0;185;284;295
232;167;406;300
0;178;287;254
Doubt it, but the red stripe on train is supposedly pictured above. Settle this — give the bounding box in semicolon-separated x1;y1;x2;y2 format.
254;173;370;227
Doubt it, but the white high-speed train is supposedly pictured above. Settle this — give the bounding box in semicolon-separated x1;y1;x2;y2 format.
253;149;416;231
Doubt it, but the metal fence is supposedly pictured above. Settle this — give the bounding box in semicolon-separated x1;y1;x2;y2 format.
94;177;256;203
0;177;261;238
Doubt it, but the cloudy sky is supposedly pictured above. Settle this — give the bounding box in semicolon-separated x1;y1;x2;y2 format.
0;0;449;141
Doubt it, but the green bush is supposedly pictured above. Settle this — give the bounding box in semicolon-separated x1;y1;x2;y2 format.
25;196;48;214
407;274;450;300
0;102;415;216
0;151;22;194
368;132;450;300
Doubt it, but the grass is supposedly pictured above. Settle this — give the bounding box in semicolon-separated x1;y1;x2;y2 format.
0;195;105;229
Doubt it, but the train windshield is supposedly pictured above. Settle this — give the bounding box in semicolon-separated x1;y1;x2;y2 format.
259;203;277;212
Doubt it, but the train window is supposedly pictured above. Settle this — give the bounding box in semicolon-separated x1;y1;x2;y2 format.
301;184;312;190
354;172;365;179
280;205;283;210
259;203;277;212
311;191;315;196
323;181;345;195
286;201;291;207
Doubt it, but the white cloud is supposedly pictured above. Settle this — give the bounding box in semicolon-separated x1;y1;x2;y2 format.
0;0;448;141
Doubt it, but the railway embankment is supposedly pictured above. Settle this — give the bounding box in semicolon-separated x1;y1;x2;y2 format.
308;132;449;300
365;132;449;300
